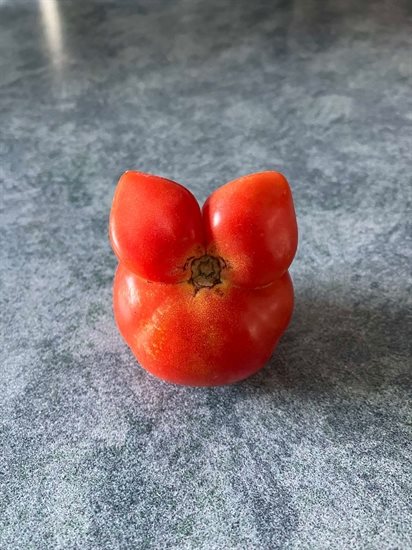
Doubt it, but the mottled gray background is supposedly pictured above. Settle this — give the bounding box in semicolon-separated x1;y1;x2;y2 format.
1;0;412;548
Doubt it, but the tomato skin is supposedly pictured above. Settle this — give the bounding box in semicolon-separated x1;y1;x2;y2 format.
110;170;297;386
110;171;205;283
113;264;294;386
203;171;298;287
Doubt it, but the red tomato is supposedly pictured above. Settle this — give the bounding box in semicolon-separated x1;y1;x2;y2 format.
109;171;298;386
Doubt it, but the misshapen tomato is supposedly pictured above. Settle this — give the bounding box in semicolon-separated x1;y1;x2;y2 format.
109;170;298;386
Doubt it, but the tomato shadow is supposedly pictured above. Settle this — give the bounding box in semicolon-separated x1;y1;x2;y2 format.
237;292;410;397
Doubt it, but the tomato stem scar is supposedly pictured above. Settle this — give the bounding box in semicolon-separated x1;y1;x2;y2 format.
189;255;226;292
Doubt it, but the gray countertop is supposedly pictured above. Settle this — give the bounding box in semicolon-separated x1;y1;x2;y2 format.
1;1;411;548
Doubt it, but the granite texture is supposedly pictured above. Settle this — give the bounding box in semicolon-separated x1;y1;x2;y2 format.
1;0;412;548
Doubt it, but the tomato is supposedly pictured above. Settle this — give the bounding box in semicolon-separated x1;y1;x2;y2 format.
109;170;298;386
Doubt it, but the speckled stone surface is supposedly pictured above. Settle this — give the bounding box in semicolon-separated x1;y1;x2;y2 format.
1;1;412;548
